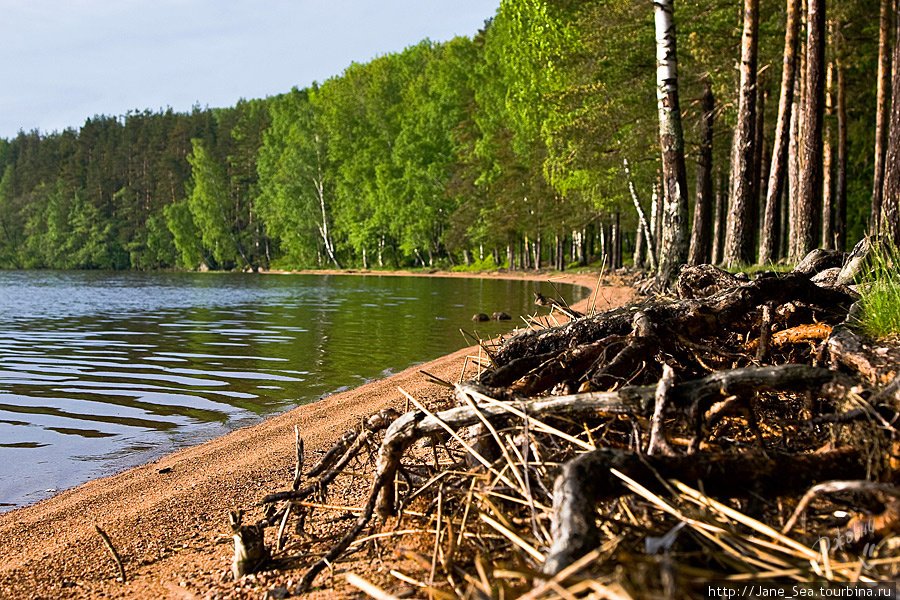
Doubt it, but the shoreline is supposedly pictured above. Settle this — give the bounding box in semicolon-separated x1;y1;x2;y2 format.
0;268;633;599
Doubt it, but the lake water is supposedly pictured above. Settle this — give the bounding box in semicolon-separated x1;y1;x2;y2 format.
0;271;587;511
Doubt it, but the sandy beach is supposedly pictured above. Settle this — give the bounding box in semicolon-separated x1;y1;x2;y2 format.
0;269;633;600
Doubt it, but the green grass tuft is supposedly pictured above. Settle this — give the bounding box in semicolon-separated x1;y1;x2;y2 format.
856;238;900;339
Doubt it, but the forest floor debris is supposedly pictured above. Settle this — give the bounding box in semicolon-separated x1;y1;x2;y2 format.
237;251;900;599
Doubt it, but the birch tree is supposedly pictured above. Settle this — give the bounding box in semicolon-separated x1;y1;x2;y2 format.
653;0;690;285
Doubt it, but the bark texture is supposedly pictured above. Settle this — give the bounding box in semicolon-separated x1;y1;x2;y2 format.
654;0;690;284
712;171;727;264
872;0;892;234
882;1;900;244
822;57;835;250
688;80;715;266
793;0;826;262
835;56;847;251
724;0;760;267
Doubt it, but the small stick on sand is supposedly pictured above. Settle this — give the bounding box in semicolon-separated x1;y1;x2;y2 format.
94;525;126;583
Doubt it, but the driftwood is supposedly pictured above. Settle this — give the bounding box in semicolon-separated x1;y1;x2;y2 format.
229;510;268;580
245;255;900;598
543;447;866;575
793;248;847;275
675;264;745;299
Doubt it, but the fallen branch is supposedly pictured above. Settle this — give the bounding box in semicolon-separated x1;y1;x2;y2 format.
543;447;865;575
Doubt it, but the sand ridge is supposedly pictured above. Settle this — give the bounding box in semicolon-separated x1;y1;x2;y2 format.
0;269;632;599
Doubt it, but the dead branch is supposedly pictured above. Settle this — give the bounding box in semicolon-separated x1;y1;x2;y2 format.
543;447;866;575
648;364;675;456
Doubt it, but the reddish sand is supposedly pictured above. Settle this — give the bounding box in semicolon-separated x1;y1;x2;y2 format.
0;270;633;600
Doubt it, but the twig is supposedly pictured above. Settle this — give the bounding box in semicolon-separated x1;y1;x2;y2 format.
589;257;607;318
782;480;900;534
420;369;454;389
292;428;304;490
94;525;126;583
756;303;773;363
648;364;675;456
345;572;402;600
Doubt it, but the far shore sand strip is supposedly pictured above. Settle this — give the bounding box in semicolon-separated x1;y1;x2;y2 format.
0;269;633;600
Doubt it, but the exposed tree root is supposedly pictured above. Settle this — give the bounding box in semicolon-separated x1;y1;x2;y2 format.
243;252;900;598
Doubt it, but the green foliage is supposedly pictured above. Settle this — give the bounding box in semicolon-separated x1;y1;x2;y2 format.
451;253;502;272
0;0;885;271
257;88;329;266
164;199;207;269
857;239;900;339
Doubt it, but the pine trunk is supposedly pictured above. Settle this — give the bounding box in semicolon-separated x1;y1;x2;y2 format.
654;0;691;284
724;0;759;267
753;81;767;241
822;57;835;251
788;105;801;258
882;3;900;244
835;58;847;251
688;80;715;266
793;0;825;262
712;171;727;264
872;0;892;234
760;0;801;265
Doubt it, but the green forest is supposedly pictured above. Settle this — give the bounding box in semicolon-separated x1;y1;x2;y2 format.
0;0;891;276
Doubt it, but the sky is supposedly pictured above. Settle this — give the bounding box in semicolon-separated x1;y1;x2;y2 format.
0;0;499;140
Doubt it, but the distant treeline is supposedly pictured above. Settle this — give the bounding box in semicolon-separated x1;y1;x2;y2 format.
0;1;884;271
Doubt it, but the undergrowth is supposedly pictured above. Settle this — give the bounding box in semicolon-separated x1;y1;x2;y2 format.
857;237;900;338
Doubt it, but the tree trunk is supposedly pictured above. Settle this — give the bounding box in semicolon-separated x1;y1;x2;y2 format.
753;82;768;242
788;0;807;262
758;142;771;244
793;0;826;262
760;0;801;265
872;0;892;234
724;0;759;267
882;0;900;245
634;217;646;269
654;0;690;284
822;57;835;251
613;212;622;269
649;184;661;266
835;55;847;251
787;105;801;258
624;158;657;270
579;228;588;265
588;224;595;262
688;80;715;266
711;171;727;265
